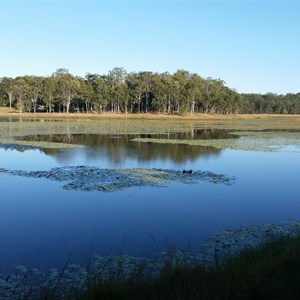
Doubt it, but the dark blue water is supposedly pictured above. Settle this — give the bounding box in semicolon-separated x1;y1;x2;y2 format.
0;134;299;271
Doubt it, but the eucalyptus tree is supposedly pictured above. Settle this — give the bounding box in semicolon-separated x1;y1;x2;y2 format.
42;76;58;113
160;72;177;114
126;72;142;113
85;73;109;112
171;70;192;113
53;68;80;113
241;94;263;114
0;77;14;110
262;93;278;114
229;89;242;114
217;87;240;114
201;78;227;113
76;76;94;113
188;74;207;113
254;94;266;114
126;71;154;113
106;67;127;113
185;74;205;114
284;93;300;114
147;73;166;113
118;81;130;113
141;72;156;113
24;76;43;113
11;77;31;113
294;93;300;114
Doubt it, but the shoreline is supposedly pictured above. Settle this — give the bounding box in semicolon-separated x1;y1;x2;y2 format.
1;109;300;121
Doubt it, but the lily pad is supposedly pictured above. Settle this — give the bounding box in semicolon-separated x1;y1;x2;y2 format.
0;166;234;192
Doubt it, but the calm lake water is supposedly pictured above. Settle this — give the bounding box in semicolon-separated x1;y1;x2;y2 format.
0;121;299;272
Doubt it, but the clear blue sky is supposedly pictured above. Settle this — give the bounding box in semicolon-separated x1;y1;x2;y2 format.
0;0;299;94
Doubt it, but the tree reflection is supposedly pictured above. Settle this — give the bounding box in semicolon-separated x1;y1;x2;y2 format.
24;130;225;164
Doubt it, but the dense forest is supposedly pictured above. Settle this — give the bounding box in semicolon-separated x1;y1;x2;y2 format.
1;68;300;114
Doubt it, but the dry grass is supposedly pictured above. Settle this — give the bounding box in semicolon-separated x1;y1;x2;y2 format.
1;110;300;133
1;109;300;121
0;107;18;113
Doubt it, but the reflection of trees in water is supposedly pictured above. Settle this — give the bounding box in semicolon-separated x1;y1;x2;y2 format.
169;128;238;140
42;148;77;163
132;142;220;163
38;132;222;164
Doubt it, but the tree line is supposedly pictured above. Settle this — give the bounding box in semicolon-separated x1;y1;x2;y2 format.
0;68;300;114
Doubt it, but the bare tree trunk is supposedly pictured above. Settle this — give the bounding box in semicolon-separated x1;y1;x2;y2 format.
8;92;13;111
18;97;23;113
66;95;72;113
138;94;142;113
145;94;149;113
33;99;37;113
191;100;195;114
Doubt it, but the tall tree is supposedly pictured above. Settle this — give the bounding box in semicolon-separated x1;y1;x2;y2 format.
85;73;109;112
0;77;14;110
54;68;80;113
12;77;31;113
42;76;57;113
107;67;127;113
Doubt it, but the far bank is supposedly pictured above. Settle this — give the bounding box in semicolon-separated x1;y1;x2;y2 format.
1;109;300;131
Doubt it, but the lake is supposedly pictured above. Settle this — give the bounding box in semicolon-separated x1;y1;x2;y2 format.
0;117;300;272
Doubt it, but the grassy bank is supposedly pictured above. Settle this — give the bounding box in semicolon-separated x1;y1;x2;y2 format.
1;234;300;299
2;112;300;152
1;111;300;134
83;236;300;300
1;107;300;121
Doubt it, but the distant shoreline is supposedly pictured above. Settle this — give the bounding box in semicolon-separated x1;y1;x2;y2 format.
1;109;300;121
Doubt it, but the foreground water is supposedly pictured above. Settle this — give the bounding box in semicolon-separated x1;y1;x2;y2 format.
0;121;300;272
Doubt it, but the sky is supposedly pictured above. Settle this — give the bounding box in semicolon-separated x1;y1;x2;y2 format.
0;0;299;94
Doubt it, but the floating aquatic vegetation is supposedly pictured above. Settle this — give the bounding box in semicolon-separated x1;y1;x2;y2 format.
0;138;84;150
0;166;233;192
1;220;300;299
131;131;300;152
202;220;300;267
1;118;300;153
0;119;195;140
1;117;300;141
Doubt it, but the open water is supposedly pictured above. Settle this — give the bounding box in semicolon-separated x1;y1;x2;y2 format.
0;125;299;271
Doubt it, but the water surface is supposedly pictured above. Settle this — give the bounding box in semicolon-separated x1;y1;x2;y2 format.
0;120;299;271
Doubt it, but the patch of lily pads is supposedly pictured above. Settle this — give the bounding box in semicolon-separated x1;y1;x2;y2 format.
0;166;233;192
131;131;300;152
1;220;300;299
